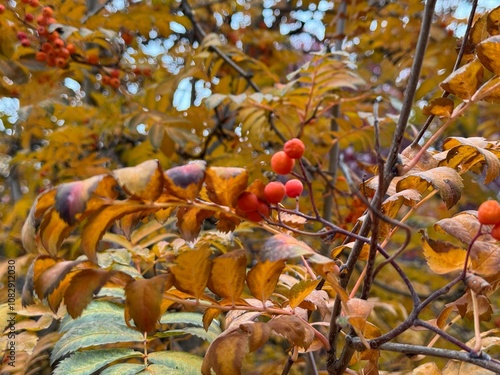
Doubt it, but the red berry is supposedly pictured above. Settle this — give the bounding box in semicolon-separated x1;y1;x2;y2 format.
284;138;305;159
492;223;500;241
29;0;40;7
42;7;54;17
17;31;28;41
36;15;47;26
110;69;120;78
35;51;47;62
21;38;31;47
25;13;34;22
53;38;64;48
0;5;5;14
285;179;303;198
246;201;269;222
271;151;295;175
264;181;286;204
478;200;500;225
66;43;76;54
237;192;259;212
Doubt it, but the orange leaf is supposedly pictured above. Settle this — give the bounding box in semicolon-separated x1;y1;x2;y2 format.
476;35;500;75
171;247;212;300
421;231;466;274
422;97;454;118
164;160;206;200
125;274;173;333
246;260;285;303
208;250;247;304
288;278;321;309
239;322;272;352
176;206;212;242
64;269;111;318
440;59;483;100
201;329;249;375
39;209;75;256
268;315;315;350
205;167;248;207
113;159;164;201
487;6;500;36
203;308;222;331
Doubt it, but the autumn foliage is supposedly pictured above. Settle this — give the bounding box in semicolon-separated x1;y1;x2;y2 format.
1;1;500;375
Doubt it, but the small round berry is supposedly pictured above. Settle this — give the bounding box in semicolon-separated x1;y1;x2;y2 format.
55;57;67;68
478;200;500;225
237;192;259;212
285;179;304;198
66;43;76;54
35;51;47;62
109;77;121;89
0;4;5;14
21;38;31;47
264;181;286;204
110;69;120;78
53;38;64;48
284;138;305;159
271;151;295;175
29;0;40;7
246;201;269;222
25;13;34;22
492;223;500;241
36;15;47;25
42;7;54;17
17;31;28;41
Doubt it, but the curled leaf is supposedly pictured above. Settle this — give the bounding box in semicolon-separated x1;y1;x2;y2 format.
422;97;454;118
440;59;483;100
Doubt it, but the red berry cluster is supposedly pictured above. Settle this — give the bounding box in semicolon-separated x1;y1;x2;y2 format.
236;138;307;222
477;200;500;240
102;69;121;89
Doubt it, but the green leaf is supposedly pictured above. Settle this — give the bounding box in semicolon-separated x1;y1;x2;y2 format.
60;301;124;332
53;349;142;375
160;311;219;328
148;351;204;375
51;321;144;364
100;363;146;375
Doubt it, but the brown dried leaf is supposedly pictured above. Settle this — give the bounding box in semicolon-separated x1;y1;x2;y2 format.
205;167;248;207
449;290;493;321
203;308;222;331
81;201;150;263
171;247;212;300
246;260;286;303
422;97;454;118
413;362;442;375
125;274;173;333
401;144;439;172
487;6;500;36
239;322;272;352
176;206;212;242
208;250;247;303
268;315;315;350
440;59;483;100
288;278;321;309
470;13;489;46
64;269;111;318
421;231;466;274
440;137;500;184
476;36;500;75
396;166;463;209
201;329;249;375
261;234;315;261
443;360;496;375
38;209;75;256
164;160;206;200
464;272;492;295
113;159;164;201
347;298;375;320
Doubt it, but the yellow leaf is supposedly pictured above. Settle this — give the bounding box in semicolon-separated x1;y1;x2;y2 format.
421;231;466;274
487;6;500;36
422;97;455;118
413;362;442;375
476;35;500;75
208;250;247;303
440;59;483;100
288;278;321;309
246;260;286;303
176;206;212;242
205;167;249;207
113;159;164;201
171;247;212;300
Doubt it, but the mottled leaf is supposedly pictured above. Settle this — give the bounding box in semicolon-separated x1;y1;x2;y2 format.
422;97;454;118
171;247;212;300
22;189;56;254
53;349;142;375
113;159;164;201
208;250;247;303
421;231;466;274
201;329;249;375
289;278;321;309
443;360;496;375
440;59;483;100
64;269;112;318
39;208;75;256
239;322;272;352
476;36;500;75
268;315;315;350
164;161;206;200
396;167;463;209
246;260;286;303
487;6;500;36
205;167;248;207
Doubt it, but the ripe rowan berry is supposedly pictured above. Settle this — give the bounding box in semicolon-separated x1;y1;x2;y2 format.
109;77;121;89
246;201;269;222
36;15;47;25
42;7;54;17
17;31;28;41
264;181;286;204
271;151;295;175
29;0;40;7
37;26;48;37
284;138;305;159
55;57;67;68
21;38;31;47
477;200;500;225
58;48;70;59
492;223;500;241
66;43;76;54
110;69;120;78
237;192;259;212
285;179;303;198
35;51;47;62
53;38;64;48
0;4;5;14
25;13;34;22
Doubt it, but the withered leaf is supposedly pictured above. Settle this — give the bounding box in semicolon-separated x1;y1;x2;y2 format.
464;272;492;295
239;322;272;352
421;231;466;274
125;274;173;333
201;328;249;375
470;13;489;46
205;167;248;207
246;260;286;303
208;249;247;304
113;159;164;201
171;247;212;300
261;234;315;261
422;97;455;118
440;59;483;100
203;308;222;331
400;144;439;172
450;290;493;321
288;278;321;309
64;269;111;318
440;137;500;184
39;209;75;256
81;201;151;263
487;6;500;36
268;315;315;350
176;206;212;242
164;160;206;200
396;166;463;209
476;35;500;75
